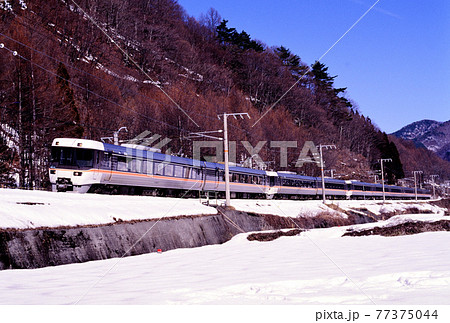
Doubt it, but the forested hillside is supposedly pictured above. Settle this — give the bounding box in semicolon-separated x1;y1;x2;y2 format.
1;0;448;189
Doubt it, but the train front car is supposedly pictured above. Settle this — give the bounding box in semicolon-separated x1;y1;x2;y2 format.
49;138;104;193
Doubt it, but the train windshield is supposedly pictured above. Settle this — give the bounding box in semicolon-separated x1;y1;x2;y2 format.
51;147;94;168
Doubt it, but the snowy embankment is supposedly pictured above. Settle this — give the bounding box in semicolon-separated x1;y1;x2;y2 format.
0;188;445;229
0;189;217;229
230;199;344;218
333;200;444;217
0;215;449;304
230;198;444;218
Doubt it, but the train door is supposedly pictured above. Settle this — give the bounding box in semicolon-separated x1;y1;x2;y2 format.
103;153;113;182
269;177;276;187
96;151;111;182
265;171;279;197
200;167;207;191
92;151;101;181
214;168;220;190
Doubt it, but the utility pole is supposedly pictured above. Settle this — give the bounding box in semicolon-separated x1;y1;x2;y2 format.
317;144;336;204
379;158;392;203
430;174;439;199
413;170;423;201
188;130;223;141
218;113;250;208
325;169;336;178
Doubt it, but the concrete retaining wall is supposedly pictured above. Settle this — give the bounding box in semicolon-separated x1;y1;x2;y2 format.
0;207;373;270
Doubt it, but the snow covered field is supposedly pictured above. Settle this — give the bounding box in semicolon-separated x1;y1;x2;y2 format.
1;189;448;305
0;213;449;305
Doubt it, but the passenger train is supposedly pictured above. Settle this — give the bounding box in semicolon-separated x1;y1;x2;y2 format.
49;138;431;200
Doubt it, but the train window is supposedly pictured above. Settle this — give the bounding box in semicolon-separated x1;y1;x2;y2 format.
101;153;111;169
111;155;118;170
205;169;215;181
174;165;183;177
117;156;127;171
301;181;311;188
51;147;95;168
127;158;137;172
155;163;164;175
75;149;94;168
164;164;174;176
190;168;199;179
136;159;143;173
146;161;153;175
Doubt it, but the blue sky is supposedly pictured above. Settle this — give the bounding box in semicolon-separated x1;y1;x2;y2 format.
177;0;450;133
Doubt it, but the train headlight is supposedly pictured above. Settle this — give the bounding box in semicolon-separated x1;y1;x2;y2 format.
73;172;83;176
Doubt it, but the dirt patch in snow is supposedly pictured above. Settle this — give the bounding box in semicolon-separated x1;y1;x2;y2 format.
259;211;355;229
343;220;450;237
247;229;303;242
430;199;450;216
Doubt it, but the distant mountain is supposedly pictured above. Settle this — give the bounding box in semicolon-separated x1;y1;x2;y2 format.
392;120;450;161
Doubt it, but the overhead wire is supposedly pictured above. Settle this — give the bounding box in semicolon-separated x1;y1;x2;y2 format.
6;12;291;150
0;42;190;135
69;0;200;128
0;104;117;135
1;9;312;164
1;12;200;134
0;30;166;107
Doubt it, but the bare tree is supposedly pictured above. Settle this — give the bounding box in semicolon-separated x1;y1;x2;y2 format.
199;8;221;38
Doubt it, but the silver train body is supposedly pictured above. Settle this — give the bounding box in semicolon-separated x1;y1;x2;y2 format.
49;138;431;200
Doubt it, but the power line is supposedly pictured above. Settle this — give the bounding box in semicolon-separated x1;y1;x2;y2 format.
0;104;117;134
0;43;190;134
3;13;201;129
4;14;301;150
0;25;173;108
69;0;200;128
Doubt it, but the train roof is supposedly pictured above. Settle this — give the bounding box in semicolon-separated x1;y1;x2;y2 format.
52;138;105;151
351;181;383;188
277;172;318;181
103;143;266;175
323;178;347;185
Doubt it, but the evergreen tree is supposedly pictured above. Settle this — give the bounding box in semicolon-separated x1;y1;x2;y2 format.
216;20;263;52
376;132;405;183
